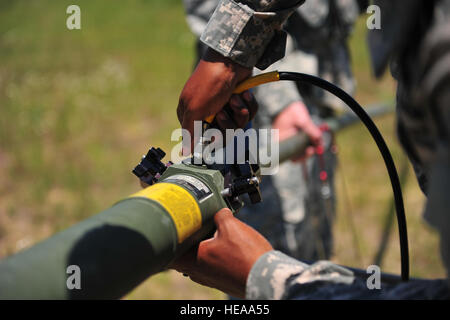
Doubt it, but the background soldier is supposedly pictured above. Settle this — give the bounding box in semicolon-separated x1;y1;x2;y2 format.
182;0;364;261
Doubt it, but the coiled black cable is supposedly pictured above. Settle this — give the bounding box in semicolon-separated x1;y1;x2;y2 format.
278;71;409;281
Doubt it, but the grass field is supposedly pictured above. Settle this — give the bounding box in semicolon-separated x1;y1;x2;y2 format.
0;0;446;299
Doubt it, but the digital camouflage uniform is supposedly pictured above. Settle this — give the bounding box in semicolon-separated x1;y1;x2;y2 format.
183;0;361;261
186;0;450;299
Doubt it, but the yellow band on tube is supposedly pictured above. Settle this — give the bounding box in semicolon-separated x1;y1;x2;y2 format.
129;183;202;243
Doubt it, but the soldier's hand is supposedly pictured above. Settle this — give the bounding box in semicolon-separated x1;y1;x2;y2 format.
214;91;258;132
170;208;273;299
272;101;323;162
177;48;253;154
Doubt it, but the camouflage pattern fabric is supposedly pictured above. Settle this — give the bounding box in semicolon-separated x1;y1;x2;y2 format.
286;0;359;114
246;251;450;299
197;0;304;69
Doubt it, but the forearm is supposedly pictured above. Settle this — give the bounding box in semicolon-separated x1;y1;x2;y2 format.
201;0;304;69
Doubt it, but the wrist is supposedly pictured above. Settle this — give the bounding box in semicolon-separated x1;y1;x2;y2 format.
201;48;252;85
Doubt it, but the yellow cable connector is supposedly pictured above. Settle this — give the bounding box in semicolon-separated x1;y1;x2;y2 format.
234;70;280;94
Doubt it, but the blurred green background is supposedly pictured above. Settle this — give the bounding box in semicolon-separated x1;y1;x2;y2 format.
0;0;445;299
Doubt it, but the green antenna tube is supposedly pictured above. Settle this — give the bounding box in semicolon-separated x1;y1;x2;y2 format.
0;164;227;299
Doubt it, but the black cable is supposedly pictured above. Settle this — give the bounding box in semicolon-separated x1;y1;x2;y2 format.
278;71;410;281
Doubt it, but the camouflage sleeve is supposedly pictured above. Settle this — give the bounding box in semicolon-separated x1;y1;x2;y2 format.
246;251;450;299
246;251;355;299
200;0;305;69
